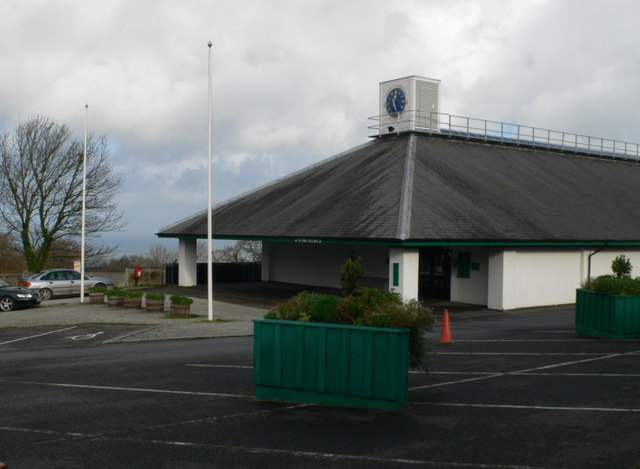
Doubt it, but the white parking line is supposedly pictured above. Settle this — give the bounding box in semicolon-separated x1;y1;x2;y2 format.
12;381;254;399
0;326;77;346
409;349;640;390
431;352;606;356
419;402;640;413
0;424;555;469
186;364;253;369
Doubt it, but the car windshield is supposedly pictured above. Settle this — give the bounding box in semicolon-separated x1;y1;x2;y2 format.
0;280;8;287
27;272;45;279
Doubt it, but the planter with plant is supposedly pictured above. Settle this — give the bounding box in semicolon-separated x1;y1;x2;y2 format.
253;258;435;410
170;295;194;317
145;292;165;313
88;286;107;305
107;289;125;307
577;255;640;338
122;290;144;309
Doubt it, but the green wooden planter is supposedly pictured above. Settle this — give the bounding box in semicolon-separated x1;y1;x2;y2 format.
575;289;640;339
253;318;410;410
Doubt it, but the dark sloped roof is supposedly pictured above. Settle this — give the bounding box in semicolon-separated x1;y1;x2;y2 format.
157;132;640;244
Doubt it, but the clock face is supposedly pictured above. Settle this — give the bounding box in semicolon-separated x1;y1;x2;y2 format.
385;87;407;118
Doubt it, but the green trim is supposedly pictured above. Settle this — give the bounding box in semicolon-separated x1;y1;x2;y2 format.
156;233;640;248
392;263;400;286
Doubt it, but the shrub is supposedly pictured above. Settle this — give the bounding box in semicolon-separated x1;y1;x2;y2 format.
265;286;435;371
265;291;318;321
121;290;144;298
170;295;193;305
145;292;165;301
107;289;125;297
592;275;640;295
340;257;365;296
612;255;633;278
89;286;107;294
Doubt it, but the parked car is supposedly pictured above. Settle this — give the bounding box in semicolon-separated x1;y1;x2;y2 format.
0;280;42;311
20;269;114;300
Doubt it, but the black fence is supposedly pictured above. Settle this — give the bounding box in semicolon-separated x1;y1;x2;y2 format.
164;262;261;285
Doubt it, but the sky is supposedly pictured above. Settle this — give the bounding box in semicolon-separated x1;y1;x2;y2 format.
1;0;639;257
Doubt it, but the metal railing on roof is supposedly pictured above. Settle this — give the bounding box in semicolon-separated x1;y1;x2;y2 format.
368;111;640;161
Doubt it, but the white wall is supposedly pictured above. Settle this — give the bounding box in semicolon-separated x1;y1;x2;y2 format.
450;247;489;306
263;242;389;289
488;247;640;310
389;248;420;301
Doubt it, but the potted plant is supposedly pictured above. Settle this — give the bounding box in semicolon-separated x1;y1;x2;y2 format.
253;259;435;410
106;289;125;308
576;255;640;339
122;290;144;309
88;286;107;305
145;292;165;313
170;295;194;317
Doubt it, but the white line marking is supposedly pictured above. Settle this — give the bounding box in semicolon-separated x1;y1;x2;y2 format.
421;371;640;377
14;381;254;399
108;437;558;469
409;349;640;390
65;332;104;340
186;364;253;369
418;402;640;413
0;424;556;469
0;326;77;346
431;352;607;356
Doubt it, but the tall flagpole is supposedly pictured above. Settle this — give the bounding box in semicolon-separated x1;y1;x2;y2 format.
207;41;214;321
80;104;88;303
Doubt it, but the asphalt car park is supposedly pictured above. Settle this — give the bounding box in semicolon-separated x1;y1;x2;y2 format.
0;324;155;350
0;308;638;468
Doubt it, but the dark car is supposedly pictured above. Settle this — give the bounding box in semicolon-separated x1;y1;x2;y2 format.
0;280;42;311
20;269;114;300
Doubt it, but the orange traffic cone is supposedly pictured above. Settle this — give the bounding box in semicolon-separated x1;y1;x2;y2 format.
440;309;454;344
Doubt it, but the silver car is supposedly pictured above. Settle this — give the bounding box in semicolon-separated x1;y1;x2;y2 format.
20;269;114;300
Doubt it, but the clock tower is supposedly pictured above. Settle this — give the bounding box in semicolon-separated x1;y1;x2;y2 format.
379;76;440;135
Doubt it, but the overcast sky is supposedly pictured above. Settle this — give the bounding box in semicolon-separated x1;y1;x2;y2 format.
2;0;639;256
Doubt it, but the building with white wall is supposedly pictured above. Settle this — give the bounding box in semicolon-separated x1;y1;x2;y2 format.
157;76;640;310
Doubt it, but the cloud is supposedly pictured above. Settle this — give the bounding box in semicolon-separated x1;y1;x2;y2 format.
1;0;639;255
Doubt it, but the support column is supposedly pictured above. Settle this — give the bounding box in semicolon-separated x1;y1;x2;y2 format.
178;238;197;287
388;248;420;301
261;242;271;282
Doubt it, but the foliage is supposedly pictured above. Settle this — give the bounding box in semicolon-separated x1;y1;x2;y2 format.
266;287;435;371
89;286;107;294
170;295;194;305
611;255;632;278
107;289;125;297
0;115;124;272
590;275;640;295
340;257;365;296
121;290;144;298
145;292;165;301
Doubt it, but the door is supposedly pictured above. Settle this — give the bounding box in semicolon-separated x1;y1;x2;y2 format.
419;248;452;300
40;270;71;296
65;270;82;295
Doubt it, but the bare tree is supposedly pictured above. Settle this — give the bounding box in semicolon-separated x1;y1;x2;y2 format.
213;240;262;262
0;115;124;272
144;244;178;267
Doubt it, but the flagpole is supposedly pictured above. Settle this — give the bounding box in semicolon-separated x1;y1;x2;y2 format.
80;104;88;303
207;41;214;321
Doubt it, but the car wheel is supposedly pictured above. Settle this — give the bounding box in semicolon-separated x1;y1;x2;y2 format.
94;283;105;289
39;288;53;301
0;296;14;312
